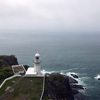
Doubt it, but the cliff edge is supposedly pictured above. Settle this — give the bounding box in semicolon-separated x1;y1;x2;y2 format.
43;73;88;100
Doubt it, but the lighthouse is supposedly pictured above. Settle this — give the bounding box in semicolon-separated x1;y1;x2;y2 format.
34;52;41;75
25;52;44;77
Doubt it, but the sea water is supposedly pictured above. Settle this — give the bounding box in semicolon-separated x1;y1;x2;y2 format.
0;31;100;100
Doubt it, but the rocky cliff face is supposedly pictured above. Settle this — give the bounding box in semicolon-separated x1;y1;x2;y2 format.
43;73;88;100
0;55;18;69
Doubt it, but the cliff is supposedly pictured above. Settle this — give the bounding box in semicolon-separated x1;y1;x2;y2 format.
0;55;18;69
43;73;88;100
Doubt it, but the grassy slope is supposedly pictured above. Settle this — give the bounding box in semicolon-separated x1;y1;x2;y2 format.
0;78;20;96
1;77;43;100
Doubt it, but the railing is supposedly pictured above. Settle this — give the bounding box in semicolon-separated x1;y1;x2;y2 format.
40;74;46;100
0;74;21;89
0;75;24;100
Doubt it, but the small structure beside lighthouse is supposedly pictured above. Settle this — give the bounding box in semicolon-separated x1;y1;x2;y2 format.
25;52;44;77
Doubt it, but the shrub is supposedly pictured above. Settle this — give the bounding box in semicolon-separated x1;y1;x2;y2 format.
0;67;13;80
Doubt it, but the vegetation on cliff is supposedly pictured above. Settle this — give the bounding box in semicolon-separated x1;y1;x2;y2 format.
43;73;87;100
0;55;18;83
0;67;13;83
43;74;74;100
0;55;43;100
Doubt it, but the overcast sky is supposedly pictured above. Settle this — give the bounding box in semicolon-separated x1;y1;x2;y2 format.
0;0;100;32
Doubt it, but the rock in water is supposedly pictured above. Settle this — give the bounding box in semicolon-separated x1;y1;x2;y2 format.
98;78;100;80
71;84;84;90
70;73;79;78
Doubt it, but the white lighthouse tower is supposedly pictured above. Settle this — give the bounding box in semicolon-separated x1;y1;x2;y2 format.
25;52;44;77
34;52;41;75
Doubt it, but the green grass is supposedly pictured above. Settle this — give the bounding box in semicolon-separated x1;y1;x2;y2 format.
0;77;19;96
0;77;43;100
0;67;14;80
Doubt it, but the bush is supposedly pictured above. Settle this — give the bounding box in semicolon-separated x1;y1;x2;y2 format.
0;67;13;80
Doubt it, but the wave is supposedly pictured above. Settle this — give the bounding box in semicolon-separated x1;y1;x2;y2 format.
42;69;86;86
94;74;100;80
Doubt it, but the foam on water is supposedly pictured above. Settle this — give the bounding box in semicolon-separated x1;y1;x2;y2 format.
67;72;87;87
95;74;100;80
42;69;53;74
42;69;87;87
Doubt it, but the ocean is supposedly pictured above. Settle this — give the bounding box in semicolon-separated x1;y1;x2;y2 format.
0;31;100;100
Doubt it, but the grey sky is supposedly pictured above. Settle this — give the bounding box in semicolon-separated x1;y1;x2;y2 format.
0;0;100;32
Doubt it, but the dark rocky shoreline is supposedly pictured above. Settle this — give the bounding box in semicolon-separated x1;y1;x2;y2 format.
43;73;88;100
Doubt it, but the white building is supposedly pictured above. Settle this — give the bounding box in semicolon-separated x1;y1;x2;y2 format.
25;52;44;77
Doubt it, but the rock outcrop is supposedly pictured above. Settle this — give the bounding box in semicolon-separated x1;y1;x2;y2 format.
0;55;18;69
43;73;88;100
70;73;79;78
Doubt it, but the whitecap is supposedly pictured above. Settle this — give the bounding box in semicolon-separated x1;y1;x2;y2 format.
42;69;87;87
41;69;59;74
94;74;100;80
41;69;52;74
